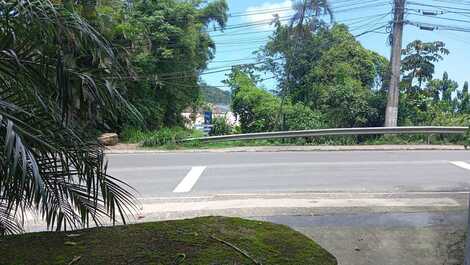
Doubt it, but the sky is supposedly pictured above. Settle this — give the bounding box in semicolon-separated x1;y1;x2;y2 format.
201;0;470;91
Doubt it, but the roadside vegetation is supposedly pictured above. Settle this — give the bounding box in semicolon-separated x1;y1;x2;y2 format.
127;134;467;150
110;0;470;149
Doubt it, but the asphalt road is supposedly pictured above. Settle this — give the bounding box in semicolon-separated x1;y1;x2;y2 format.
107;150;470;196
105;150;470;265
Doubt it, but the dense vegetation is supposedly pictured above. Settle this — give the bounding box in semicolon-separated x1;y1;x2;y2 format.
71;0;470;144
0;0;138;235
225;13;470;136
95;0;228;130
118;0;469;147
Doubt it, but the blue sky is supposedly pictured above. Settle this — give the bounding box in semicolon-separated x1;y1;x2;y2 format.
202;0;470;91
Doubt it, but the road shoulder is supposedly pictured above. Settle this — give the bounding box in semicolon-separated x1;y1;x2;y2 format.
105;144;466;154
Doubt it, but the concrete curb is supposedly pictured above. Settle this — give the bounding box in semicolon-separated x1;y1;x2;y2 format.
104;144;467;154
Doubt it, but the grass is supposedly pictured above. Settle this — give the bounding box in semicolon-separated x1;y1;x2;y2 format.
0;216;337;265
120;127;467;150
154;135;466;150
120;127;204;147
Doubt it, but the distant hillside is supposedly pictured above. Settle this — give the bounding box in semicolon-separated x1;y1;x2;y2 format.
201;85;231;105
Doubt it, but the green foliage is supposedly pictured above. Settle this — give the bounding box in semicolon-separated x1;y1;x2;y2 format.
120;127;151;143
229;71;326;133
320;81;375;127
283;103;325;130
121;127;203;147
0;0;136;234
141;128;190;147
398;92;433;126
401;40;449;90
260;24;388;128
260;23;468;132
98;0;228;130
430;72;459;107
230;71;281;133
210;116;233;136
399;72;459;125
458;81;470;114
290;0;333;33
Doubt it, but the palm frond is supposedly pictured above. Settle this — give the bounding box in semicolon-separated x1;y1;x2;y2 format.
0;0;138;235
290;0;334;32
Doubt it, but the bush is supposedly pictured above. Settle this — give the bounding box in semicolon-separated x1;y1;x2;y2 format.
284;103;325;130
121;127;203;147
143;128;205;147
120;127;149;143
141;127;186;147
210;116;233;136
231;72;280;133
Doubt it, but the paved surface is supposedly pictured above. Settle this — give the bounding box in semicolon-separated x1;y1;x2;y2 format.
103;150;470;264
107;151;470;264
108;150;470;196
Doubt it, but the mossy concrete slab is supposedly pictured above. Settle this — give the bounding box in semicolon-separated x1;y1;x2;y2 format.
0;216;337;265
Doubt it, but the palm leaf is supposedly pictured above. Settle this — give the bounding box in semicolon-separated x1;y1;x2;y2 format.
0;0;138;235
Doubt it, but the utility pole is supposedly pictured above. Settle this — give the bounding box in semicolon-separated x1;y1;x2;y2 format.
385;0;406;127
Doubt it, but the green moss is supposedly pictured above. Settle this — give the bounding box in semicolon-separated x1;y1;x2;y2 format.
0;216;336;265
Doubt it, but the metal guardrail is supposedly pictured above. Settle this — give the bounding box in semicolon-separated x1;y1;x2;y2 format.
183;126;468;142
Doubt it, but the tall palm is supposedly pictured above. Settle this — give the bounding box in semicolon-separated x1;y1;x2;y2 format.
0;0;137;235
290;0;334;32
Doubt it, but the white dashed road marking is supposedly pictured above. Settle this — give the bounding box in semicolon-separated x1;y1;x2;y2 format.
450;161;470;171
173;166;206;193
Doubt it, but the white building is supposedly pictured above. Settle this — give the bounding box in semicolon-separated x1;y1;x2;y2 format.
181;104;239;129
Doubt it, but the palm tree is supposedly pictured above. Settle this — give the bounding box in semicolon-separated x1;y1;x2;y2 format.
80;0;98;21
290;0;334;32
0;0;137;235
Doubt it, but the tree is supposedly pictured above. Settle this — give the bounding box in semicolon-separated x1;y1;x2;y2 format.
229;71;280;133
105;0;228;130
290;0;334;32
459;81;470;113
228;70;325;133
401;40;449;91
283;103;325;131
0;0;136;234
260;24;388;128
425;72;459;113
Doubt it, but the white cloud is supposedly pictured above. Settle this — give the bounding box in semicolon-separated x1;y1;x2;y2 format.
244;0;294;29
